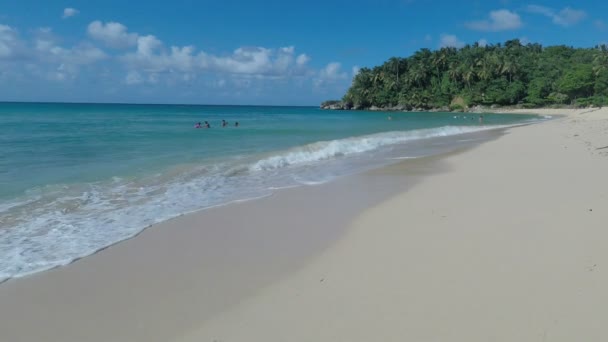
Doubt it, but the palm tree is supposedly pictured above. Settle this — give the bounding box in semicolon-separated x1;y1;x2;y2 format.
408;64;427;87
372;72;385;87
593;45;608;76
431;49;449;77
501;58;517;83
476;55;494;81
461;65;475;89
448;61;461;83
387;57;401;86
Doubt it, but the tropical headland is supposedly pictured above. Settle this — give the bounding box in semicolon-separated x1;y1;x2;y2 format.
321;39;608;112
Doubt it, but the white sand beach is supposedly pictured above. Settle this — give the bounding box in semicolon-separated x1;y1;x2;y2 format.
179;108;608;341
1;108;607;342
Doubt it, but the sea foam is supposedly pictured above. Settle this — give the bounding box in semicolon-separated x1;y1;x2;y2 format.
0;125;504;281
250;126;496;171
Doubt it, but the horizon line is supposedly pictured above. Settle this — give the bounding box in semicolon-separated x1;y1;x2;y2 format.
0;100;319;108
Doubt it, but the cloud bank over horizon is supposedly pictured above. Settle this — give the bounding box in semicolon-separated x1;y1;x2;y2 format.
0;19;354;105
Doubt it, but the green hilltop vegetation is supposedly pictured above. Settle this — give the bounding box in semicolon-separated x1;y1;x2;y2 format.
322;39;608;111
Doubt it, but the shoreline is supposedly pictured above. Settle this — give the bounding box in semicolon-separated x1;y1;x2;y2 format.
1;121;518;283
321;105;601;116
0;133;499;341
2;107;605;341
182;108;608;341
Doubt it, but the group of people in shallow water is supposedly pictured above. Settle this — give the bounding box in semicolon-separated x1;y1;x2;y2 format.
194;119;239;129
452;114;484;124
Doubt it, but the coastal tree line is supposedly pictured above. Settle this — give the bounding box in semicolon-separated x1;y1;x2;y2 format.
332;39;608;110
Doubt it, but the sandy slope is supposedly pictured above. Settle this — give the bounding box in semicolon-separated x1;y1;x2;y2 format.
178;108;608;342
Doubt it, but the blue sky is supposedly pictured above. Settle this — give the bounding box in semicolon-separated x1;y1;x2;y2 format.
1;0;607;105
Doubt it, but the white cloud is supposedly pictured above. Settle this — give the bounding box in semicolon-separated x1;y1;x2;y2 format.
275;46;296;71
0;26;107;81
280;46;294;54
62;8;79;19
35;28;107;66
552;8;586;26
439;34;465;48
595;20;606;31
89;20;315;84
296;53;310;66
352;65;360;77
40;44;106;81
33;28;59;52
123;37;312;81
478;39;488;47
135;35;162;57
210;47;279;75
87;21;138;49
466;9;522;31
213;47;272;74
0;24;19;58
2;19;338;99
62;45;107;65
526;5;586;27
313;62;348;88
319;62;347;80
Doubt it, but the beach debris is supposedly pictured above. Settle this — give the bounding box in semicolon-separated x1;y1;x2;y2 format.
596;145;608;150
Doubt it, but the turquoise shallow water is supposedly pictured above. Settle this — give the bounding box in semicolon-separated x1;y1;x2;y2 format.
0;102;543;279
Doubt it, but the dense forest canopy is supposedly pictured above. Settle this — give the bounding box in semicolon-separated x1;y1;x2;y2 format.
336;39;608;110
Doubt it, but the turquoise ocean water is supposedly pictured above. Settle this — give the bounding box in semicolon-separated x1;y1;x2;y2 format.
0;103;544;280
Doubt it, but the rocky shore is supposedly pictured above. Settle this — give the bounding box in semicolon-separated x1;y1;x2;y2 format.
320;100;586;113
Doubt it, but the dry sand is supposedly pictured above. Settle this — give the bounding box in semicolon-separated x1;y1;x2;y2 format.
178;108;608;342
0;148;446;342
1;108;607;342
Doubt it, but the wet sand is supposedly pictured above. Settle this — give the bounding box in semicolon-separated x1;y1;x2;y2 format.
0;140;472;342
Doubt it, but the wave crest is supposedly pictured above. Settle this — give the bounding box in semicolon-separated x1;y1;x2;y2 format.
250;126;491;171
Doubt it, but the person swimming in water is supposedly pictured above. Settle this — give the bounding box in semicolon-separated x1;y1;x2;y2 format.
235;121;239;127
195;122;202;128
204;121;210;128
222;119;228;127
